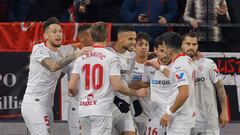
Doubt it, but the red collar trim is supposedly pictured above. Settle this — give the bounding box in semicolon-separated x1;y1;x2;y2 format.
173;53;185;62
93;44;104;48
111;43;118;52
157;58;161;65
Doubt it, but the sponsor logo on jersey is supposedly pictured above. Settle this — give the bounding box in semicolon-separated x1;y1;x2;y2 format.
175;72;184;79
120;69;129;74
132;74;142;81
151;80;170;85
80;93;97;106
195;77;206;83
133;66;138;70
150;71;155;75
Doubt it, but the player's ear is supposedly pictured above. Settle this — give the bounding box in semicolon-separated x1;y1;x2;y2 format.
154;47;157;53
44;33;48;40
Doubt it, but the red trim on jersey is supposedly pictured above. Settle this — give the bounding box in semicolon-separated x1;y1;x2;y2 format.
93;44;104;48
157;58;161;65
111;43;118;52
173;53;185;62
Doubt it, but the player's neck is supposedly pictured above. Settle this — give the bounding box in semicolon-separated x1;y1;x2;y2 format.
172;50;184;62
45;42;59;52
135;55;148;64
93;42;105;48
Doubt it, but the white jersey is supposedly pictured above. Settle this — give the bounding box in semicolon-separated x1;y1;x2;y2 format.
131;61;151;123
107;47;135;103
143;58;172;124
23;43;74;106
72;46;121;117
193;57;221;129
168;54;195;129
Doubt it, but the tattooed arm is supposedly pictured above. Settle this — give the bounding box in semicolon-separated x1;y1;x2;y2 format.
41;47;91;72
214;80;228;127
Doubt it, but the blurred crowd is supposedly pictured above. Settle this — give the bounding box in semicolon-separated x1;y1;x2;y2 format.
0;0;240;50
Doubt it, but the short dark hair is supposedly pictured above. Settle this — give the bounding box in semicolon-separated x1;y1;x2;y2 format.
43;17;60;32
136;32;151;42
78;24;91;33
90;22;107;42
154;35;164;49
117;25;135;34
159;32;182;50
182;31;199;41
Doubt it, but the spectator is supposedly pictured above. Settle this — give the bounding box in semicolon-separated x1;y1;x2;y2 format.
183;0;230;42
25;0;74;22
8;0;35;21
120;0;178;50
75;0;124;22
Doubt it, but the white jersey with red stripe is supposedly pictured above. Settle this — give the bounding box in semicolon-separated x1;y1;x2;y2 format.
107;47;135;103
193;57;221;129
72;45;121;117
168;54;196;129
131;61;151;123
22;43;75;107
143;58;172;124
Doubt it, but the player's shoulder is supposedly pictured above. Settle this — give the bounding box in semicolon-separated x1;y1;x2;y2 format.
124;51;135;58
32;43;45;50
31;43;48;54
201;57;216;67
101;48;118;58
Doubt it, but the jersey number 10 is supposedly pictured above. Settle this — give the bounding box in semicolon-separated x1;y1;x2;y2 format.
82;64;103;90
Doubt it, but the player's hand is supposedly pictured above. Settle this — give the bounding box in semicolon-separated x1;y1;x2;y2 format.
219;111;228;128
136;88;148;97
150;59;160;69
113;96;130;113
74;46;93;57
133;99;143;117
158;16;167;24
160;113;171;128
190;19;200;28
144;59;160;69
138;14;149;23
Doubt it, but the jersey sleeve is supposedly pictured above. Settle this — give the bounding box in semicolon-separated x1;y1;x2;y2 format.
59;45;75;56
32;46;50;63
209;61;221;84
109;56;121;76
142;66;150;83
71;59;81;75
174;69;189;87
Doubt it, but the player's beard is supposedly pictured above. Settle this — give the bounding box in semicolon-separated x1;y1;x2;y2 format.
186;49;197;58
123;44;134;52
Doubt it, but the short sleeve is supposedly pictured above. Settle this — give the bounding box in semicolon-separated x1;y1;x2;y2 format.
59;45;75;56
209;61;221;84
71;59;81;75
142;66;150;83
174;70;189;87
109;56;121;76
31;45;50;63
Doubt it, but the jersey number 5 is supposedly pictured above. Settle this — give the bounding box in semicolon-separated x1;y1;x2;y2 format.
82;64;103;90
